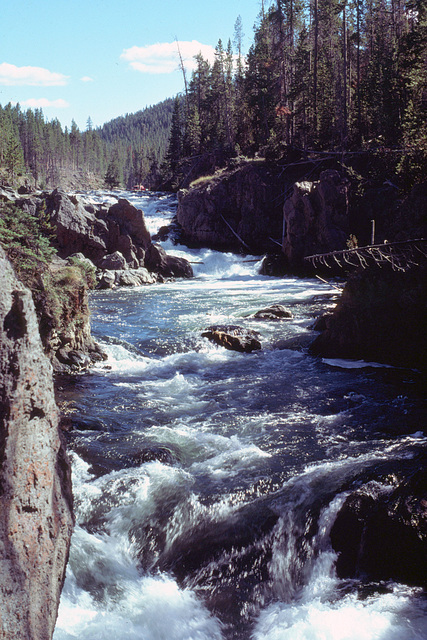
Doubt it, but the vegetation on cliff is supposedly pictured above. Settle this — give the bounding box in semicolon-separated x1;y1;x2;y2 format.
164;1;427;190
0;200;97;366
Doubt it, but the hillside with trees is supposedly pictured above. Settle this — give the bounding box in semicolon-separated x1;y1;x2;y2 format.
0;99;174;191
0;1;425;192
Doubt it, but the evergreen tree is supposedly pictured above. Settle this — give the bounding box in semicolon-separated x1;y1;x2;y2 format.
104;155;122;188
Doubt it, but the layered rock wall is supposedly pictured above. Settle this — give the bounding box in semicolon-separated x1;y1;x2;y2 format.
0;247;74;639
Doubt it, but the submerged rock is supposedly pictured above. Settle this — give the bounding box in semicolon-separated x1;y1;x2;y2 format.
330;454;427;587
0;247;74;639
202;325;262;353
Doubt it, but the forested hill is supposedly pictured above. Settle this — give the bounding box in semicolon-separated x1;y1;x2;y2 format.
98;98;175;187
0;1;426;192
0;98;174;191
163;0;426;190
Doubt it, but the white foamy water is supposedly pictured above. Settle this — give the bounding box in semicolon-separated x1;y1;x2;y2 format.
54;191;427;640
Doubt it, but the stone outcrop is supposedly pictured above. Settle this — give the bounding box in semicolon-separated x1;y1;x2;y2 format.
202;325;262;353
309;264;427;369
0;247;74;639
176;161;285;253
33;257;107;373
282;169;350;270
15;189;193;284
97;267;156;289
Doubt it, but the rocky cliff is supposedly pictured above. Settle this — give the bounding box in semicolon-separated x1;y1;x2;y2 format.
310;263;427;369
176;161;285;253
1;188;193;369
282;169;350;270
2;187;193;283
0;247;74;639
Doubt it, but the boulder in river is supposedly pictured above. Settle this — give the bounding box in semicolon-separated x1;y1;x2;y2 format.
144;243;194;279
0;247;74;639
202;325;262;353
253;304;293;320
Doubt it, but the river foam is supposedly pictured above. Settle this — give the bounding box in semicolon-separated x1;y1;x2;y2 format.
55;191;427;640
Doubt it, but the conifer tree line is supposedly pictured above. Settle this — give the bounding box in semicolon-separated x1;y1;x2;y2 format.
165;0;426;185
0;99;175;189
1;1;425;191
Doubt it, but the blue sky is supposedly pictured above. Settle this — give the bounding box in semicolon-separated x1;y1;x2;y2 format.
1;0;262;131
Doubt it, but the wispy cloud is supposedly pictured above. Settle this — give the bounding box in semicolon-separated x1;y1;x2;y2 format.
121;40;216;74
81;76;94;83
21;98;69;108
0;62;68;86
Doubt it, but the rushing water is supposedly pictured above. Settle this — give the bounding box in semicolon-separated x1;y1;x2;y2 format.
54;191;426;640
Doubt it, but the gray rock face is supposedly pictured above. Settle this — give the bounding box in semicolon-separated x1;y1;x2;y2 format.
0;247;74;640
41;190;192;283
45;189;109;262
98;250;128;271
282;170;350;269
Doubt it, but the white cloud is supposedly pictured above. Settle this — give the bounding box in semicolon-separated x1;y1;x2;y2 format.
121;40;216;75
81;76;94;82
21;98;69;108
0;62;69;86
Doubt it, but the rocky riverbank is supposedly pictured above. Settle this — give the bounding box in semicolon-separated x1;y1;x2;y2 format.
0;187;194;372
175;158;427;369
176;159;286;253
310;263;427;369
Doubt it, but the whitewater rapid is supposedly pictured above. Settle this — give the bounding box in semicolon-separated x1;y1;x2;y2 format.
54;190;427;640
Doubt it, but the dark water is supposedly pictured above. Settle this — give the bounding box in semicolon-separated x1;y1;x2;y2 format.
54;191;427;640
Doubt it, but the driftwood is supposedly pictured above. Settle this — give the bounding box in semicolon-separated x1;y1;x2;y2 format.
315;275;344;291
220;214;251;250
305;239;427;272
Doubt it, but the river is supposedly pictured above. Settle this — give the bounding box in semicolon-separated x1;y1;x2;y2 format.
53;190;426;640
